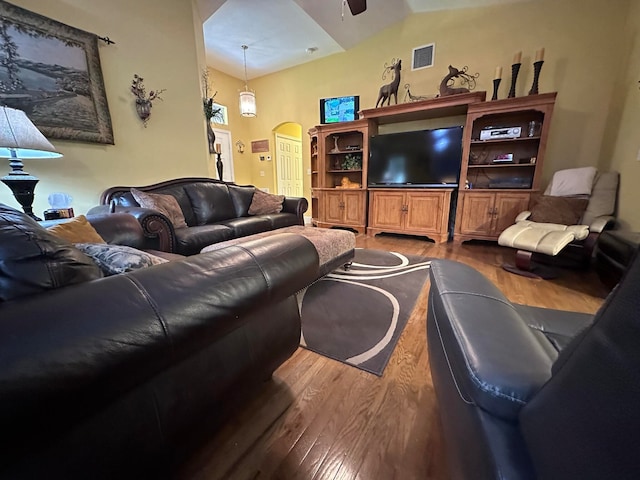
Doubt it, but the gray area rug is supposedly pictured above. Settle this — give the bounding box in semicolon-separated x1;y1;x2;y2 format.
298;248;431;376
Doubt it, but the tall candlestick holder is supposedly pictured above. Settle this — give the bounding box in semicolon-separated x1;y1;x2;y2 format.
528;60;544;95
216;152;224;181
491;78;501;100
508;63;521;98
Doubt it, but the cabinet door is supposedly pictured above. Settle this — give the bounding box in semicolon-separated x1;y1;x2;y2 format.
405;191;447;233
493;193;530;234
342;190;365;225
369;191;404;229
458;192;495;235
324;190;344;224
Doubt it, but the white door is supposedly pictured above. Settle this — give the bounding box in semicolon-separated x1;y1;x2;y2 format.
211;127;235;182
275;133;303;197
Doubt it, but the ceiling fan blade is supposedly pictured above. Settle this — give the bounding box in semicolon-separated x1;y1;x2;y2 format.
347;0;367;15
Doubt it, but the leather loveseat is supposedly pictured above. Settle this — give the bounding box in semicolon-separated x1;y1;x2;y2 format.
88;177;308;255
0;204;319;479
427;255;640;479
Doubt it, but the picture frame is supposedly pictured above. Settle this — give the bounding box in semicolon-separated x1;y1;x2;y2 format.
0;1;114;144
211;102;228;125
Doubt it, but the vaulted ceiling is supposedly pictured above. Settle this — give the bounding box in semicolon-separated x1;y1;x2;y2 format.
197;0;529;80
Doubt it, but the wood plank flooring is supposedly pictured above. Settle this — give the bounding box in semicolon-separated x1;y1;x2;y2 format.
176;234;609;480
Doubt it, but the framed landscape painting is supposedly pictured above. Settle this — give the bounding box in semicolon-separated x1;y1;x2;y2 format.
0;1;114;144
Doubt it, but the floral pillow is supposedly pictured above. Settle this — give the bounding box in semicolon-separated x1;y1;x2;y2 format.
75;243;168;276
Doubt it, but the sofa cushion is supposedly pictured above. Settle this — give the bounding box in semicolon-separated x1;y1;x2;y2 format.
185;182;235;225
174;224;234;256
75;243;168;276
260;212;300;229
228;184;255;217
131;188;188;229
0;204;103;301
248;190;285;215
47;215;106;244
547;166;597;197
528;195;589;225
219;217;272;238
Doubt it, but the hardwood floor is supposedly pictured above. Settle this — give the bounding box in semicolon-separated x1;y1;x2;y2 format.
176;234;609;480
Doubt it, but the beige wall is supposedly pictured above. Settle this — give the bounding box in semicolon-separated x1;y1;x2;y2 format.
229;0;636;226
600;0;640;230
0;0;208;216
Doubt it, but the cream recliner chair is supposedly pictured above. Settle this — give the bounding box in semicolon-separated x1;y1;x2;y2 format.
498;168;619;278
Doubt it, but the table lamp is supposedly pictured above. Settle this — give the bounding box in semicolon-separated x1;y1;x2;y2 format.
0;106;62;220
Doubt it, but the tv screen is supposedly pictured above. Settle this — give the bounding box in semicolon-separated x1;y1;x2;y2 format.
320;95;359;124
368;126;463;188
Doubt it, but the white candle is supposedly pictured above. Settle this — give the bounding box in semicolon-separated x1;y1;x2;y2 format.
513;51;522;64
535;48;545;62
495;66;502;79
215;143;221;154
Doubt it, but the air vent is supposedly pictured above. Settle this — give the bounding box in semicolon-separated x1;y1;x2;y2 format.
412;43;435;70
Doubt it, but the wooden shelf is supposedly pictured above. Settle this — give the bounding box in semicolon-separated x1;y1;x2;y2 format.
327;149;363;155
468;163;536;168
359;91;486;124
471;136;541;144
327;169;363;173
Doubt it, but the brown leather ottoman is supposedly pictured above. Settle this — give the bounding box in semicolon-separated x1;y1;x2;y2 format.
595;230;640;289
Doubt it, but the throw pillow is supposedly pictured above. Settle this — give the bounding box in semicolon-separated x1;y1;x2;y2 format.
75;243;168;276
130;188;188;229
248;189;285;215
529;195;590;225
0;203;102;301
547;167;598;197
46;215;106;244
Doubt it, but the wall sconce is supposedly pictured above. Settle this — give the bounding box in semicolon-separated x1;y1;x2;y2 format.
235;140;245;154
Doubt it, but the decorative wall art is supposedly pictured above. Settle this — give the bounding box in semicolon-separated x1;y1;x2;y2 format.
0;1;114;144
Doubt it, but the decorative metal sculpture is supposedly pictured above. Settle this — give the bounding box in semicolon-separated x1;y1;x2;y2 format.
375;58;402;107
404;84;432;102
438;65;478;97
130;74;165;127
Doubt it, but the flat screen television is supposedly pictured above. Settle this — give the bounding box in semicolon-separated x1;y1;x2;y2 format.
368;126;464;188
320;95;359;124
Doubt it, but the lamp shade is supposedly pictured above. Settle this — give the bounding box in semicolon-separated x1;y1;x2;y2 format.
239;90;257;117
0;106;62;159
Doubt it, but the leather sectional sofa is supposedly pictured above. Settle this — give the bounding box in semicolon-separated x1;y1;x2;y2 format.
0;204;319;479
427;256;640;479
88;177;308;255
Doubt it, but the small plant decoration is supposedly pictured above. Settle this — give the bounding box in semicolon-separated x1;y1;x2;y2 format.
130;74;165;127
342;153;362;170
202;70;223;153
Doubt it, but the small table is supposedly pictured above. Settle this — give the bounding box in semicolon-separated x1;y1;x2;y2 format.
595;230;640;289
201;225;356;281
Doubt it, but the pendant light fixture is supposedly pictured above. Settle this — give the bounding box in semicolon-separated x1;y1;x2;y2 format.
239;45;256;117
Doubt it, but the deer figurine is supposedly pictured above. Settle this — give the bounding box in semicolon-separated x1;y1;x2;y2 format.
438;65;478;97
376;59;402;107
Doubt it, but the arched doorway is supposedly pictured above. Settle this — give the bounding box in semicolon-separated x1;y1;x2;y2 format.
273;122;303;197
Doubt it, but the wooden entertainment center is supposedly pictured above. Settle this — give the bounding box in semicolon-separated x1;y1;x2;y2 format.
309;91;556;243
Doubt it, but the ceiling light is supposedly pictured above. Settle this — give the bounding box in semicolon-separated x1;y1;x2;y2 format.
239;45;256;118
306;47;318;55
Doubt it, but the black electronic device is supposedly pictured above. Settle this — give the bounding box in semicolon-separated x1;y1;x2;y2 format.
368;126;463;188
319;95;359;124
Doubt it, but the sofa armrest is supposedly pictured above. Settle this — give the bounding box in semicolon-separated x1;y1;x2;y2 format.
428;259;555;420
0;233;318;456
282;196;308;225
589;215;616;233
88;205;175;252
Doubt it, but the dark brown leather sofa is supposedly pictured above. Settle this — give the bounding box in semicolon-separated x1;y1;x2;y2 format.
88;177;308;255
0;204;319;479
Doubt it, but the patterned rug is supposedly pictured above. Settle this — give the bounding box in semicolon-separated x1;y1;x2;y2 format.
298;248;431;376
